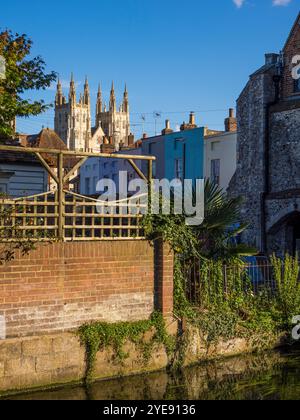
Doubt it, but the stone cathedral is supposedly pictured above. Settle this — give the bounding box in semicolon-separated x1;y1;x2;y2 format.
54;75;130;152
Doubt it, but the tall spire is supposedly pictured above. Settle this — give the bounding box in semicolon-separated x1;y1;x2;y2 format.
55;77;63;107
69;73;76;106
83;76;90;106
109;81;116;112
96;83;103;115
123;83;129;113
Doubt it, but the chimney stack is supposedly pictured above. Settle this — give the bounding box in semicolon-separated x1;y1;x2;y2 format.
161;119;173;135
265;53;279;65
128;133;135;146
101;142;115;154
180;112;198;131
189;112;196;126
224;108;237;132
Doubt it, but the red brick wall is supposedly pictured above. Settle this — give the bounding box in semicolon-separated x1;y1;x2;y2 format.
0;241;174;339
281;15;300;99
154;240;174;317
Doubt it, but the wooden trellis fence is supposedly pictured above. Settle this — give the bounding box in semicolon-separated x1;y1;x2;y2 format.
0;146;155;241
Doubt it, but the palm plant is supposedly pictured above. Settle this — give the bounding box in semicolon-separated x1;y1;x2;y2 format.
142;179;256;261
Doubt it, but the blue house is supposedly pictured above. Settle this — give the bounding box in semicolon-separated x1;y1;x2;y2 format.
141;114;204;184
79;113;204;196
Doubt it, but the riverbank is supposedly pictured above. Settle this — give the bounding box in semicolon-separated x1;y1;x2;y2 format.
3;345;300;400
0;317;287;397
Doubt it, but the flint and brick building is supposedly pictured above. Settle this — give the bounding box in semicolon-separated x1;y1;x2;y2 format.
229;13;300;256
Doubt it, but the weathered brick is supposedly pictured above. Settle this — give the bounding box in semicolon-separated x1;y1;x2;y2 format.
0;240;173;338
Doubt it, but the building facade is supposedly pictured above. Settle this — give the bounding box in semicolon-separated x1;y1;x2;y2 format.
54;76;130;152
228;13;300;256
80;148;143;196
140;119;204;184
204;109;237;192
80;113;204;196
0;151;47;198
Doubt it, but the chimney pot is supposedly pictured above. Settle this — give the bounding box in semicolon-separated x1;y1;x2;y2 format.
265;53;279;65
189;112;195;126
225;108;237;132
161;119;173;135
128;133;135;146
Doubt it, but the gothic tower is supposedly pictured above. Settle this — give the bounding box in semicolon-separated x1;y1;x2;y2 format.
95;82;130;150
54;76;130;152
54;74;93;152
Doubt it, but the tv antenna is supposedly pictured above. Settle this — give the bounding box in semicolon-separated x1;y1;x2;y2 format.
140;114;146;134
153;111;162;135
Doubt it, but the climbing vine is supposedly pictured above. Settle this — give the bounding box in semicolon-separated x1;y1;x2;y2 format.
78;311;175;384
79;254;300;385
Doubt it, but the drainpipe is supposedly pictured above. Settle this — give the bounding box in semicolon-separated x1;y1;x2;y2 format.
261;74;281;254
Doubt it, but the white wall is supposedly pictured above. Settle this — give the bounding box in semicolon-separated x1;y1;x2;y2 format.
80;148;143;196
0;163;48;197
204;132;237;192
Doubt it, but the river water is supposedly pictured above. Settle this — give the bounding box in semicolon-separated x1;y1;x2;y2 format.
4;346;300;400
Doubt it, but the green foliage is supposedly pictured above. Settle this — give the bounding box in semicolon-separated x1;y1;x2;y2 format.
0;30;56;137
271;254;300;327
173;257;196;319
0;197;56;264
142;180;256;261
196;305;239;347
173;254;297;352
78;312;174;384
0;199;37;264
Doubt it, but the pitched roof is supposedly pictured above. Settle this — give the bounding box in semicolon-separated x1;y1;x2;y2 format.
24;128;78;168
283;12;300;51
0;150;40;165
26;128;68;150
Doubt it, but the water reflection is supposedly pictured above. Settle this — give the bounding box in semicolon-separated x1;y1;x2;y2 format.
5;346;300;400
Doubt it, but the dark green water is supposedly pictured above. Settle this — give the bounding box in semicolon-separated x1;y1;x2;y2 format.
5;346;300;400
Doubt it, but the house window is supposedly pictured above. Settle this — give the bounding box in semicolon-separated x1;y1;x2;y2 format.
294;78;300;93
93;177;98;191
211;159;220;185
148;143;155;154
211;141;220;151
0;183;8;194
174;139;183;150
152;161;157;178
175;158;183;180
85;178;90;195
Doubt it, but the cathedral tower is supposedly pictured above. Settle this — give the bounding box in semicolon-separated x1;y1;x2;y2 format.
95;82;130;149
54;74;94;152
54;76;130;152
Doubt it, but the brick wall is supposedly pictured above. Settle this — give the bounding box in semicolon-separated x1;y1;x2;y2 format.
281;15;300;99
0;240;174;339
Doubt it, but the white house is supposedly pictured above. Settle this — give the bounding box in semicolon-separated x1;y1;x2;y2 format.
80;147;143;196
204;109;237;192
0;151;48;197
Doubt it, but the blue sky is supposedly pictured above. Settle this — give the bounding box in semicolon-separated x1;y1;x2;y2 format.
1;0;299;138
